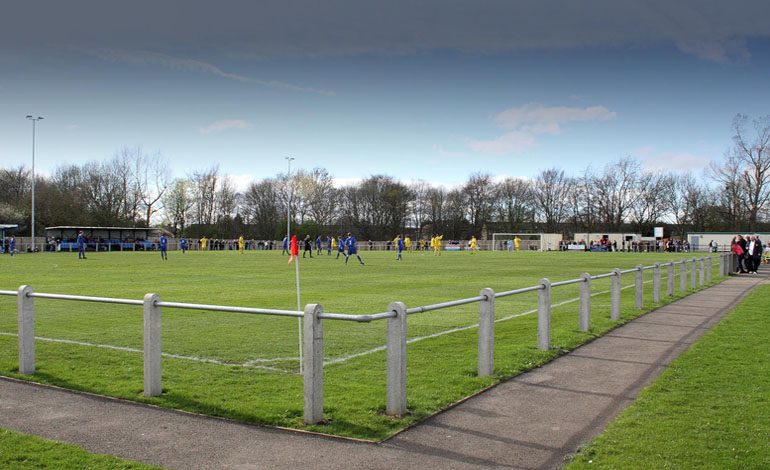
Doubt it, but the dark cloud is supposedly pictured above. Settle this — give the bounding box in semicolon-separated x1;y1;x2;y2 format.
4;0;770;62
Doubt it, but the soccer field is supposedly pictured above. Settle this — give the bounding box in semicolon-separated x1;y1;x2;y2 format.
0;249;720;439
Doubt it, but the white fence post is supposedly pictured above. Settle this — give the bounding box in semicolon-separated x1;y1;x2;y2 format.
719;253;726;277
477;288;495;377
680;260;687;293
667;263;674;297
579;273;591;332
699;258;705;286
611;269;621;321
690;258;697;289
17;285;35;375
635;265;644;309
303;303;324;424
143;293;162;397
707;257;713;283
538;279;551;350
387;301;407;417
653;263;661;304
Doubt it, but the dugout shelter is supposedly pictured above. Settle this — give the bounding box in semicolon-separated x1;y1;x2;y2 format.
45;226;166;252
687;231;770;252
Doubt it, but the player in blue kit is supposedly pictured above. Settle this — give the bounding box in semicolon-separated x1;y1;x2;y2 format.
159;235;168;260
344;233;365;266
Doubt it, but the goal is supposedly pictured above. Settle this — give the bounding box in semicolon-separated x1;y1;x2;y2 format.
491;233;544;251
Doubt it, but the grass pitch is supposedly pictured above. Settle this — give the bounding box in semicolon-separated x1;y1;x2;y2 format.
0;249;719;439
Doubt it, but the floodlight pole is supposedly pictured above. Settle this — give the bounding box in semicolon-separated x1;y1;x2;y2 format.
286;156;302;374
26;116;43;253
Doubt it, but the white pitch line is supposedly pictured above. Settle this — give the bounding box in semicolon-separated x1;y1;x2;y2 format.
1;275;674;372
0;332;291;374
324;279;650;366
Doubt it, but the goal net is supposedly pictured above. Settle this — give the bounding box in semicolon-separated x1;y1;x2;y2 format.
491;233;543;251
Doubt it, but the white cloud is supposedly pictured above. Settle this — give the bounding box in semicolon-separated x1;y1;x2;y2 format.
636;147;713;172
467;131;537;155
494;104;617;130
199;119;250;134
73;47;336;96
469;103;617;155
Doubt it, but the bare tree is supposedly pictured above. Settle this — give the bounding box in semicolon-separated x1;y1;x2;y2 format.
629;171;674;234
408;180;432;238
592;157;640;231
190;166;219;225
709;155;749;231
162;178;194;235
730;114;770;231
532;168;573;233
494;177;535;231
242;179;280;238
462;173;495;236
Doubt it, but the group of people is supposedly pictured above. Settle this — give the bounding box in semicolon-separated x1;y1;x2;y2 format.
1;236;16;255
283;233;365;266
730;235;765;274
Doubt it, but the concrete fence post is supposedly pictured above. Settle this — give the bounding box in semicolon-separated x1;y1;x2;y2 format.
538;279;551;350
690;258;697;289
667;263;674;297
635;265;644;309
17;285;35;375
477;288;495;377
387;301;407;417
707;257;713;283
143;293;162;397
680;260;687;293
719;253;726;277
611;269;621;321
303;303;324;424
653;263;661;304
579;273;591;332
699;258;705;286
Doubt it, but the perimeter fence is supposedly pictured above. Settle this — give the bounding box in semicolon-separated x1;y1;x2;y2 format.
0;253;735;425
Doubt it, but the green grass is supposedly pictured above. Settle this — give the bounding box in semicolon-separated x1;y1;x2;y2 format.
0;428;159;469
566;284;770;469
0;249;721;440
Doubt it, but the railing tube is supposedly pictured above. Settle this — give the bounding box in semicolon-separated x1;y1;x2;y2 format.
667;263;674;297
611;269;621;320
143;293;162;397
538;279;551;350
653;263;661;304
386;301;407;417
477;288;495;377
18;285;35;375
579;273;590;332
303;303;324;424
635;265;643;309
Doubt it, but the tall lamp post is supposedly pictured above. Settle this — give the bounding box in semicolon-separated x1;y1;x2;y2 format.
26;115;44;253
286;156;302;373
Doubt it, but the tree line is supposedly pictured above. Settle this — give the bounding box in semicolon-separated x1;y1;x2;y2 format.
2;114;769;240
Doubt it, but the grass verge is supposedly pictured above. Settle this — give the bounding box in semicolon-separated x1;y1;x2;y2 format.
566;284;770;469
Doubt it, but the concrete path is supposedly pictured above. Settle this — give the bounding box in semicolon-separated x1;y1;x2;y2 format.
0;270;766;469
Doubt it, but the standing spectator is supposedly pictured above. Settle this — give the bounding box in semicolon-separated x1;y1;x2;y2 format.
77;230;87;259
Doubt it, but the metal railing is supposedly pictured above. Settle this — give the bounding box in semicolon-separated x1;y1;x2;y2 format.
0;254;732;425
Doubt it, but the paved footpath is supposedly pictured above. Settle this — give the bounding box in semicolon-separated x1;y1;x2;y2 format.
0;270;766;469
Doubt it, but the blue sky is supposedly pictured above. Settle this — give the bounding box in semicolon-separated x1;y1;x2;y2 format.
2;1;770;190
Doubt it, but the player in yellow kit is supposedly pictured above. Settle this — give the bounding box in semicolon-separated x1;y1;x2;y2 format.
200;236;208;251
238;235;245;254
469;235;478;254
514;236;521;252
404;236;411;252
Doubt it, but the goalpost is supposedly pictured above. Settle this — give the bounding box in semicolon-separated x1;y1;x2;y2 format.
491;233;544;251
